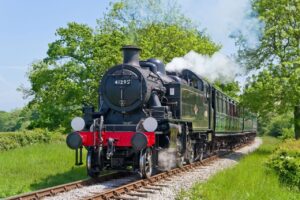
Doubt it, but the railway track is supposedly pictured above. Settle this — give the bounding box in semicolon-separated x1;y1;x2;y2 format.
83;141;253;200
83;153;223;200
6;139;254;200
6;171;131;200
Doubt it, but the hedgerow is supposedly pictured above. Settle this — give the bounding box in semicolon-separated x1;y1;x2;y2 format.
0;129;65;151
267;139;300;191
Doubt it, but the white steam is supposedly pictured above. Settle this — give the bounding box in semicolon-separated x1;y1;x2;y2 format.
158;149;177;171
166;51;244;83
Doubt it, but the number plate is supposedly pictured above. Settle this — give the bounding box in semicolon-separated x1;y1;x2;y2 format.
114;79;131;85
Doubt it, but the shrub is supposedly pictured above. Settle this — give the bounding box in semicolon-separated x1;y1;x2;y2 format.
267;139;300;190
266;113;294;137
258;112;294;138
280;128;295;140
0;129;64;151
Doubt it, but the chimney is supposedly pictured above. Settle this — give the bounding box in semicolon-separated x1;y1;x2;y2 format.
121;45;141;67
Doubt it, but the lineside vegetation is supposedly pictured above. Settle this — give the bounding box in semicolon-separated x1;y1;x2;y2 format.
0;143;87;198
177;137;300;200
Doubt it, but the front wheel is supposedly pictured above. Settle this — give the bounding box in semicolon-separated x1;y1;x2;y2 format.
87;148;102;178
139;148;153;178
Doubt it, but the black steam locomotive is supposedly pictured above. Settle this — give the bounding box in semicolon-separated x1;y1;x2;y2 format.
66;46;257;178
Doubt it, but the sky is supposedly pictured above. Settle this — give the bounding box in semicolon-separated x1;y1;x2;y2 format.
0;0;258;112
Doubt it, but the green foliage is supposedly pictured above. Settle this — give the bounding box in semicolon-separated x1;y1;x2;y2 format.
0;143;88;198
177;137;300;200
0;108;32;131
22;24;128;130
280;128;295;140
0;129;64;151
259;112;294;137
237;0;300;138
267;139;300;190
136;24;219;63
22;0;219;130
214;81;240;99
98;0;196;36
0;110;17;131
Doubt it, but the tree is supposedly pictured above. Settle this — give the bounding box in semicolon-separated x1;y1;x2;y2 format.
136;24;219;62
0;108;31;131
23;23;128;130
23;0;220;130
98;0;196;33
0;111;10;131
214;81;240;100
238;0;300;139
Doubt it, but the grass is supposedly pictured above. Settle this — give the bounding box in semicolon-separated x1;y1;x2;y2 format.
0;142;88;198
177;137;300;200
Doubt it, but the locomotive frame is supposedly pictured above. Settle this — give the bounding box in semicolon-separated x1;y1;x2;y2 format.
66;45;257;178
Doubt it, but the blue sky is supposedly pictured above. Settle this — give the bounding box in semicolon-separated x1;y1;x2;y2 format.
0;0;257;111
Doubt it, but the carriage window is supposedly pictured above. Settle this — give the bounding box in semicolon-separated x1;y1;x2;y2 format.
234;104;237;116
219;94;222;113
205;85;210;98
220;96;223;113
198;80;204;91
219;96;221;113
229;101;233;116
218;95;222;112
191;79;198;88
222;96;225;114
225;99;228;114
222;98;224;114
233;104;236;116
188;75;203;91
228;101;230;115
216;93;219;112
225;99;228;115
217;96;219;112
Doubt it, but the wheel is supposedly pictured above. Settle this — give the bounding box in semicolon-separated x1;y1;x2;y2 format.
87;148;102;178
185;138;194;164
198;146;204;161
140;148;153;178
176;154;184;167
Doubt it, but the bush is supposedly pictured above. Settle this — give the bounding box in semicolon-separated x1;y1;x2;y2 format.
267;139;300;191
176;137;300;200
0;129;64;151
280;128;295;140
259;112;294;138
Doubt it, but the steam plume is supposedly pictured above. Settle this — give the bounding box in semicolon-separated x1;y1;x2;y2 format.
158;149;177;171
166;51;244;83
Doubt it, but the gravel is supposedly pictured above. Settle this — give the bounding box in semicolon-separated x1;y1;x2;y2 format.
43;175;139;200
44;137;262;200
142;137;262;200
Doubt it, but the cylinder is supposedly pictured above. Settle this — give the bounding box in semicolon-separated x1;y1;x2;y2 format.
121;45;141;67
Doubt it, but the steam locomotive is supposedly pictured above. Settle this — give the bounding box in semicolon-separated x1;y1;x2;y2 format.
66;46;257;178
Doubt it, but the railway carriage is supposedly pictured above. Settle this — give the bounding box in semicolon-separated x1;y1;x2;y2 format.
66;46;257;178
